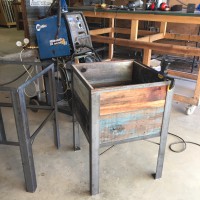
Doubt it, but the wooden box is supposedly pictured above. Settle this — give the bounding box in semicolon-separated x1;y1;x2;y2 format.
72;60;174;195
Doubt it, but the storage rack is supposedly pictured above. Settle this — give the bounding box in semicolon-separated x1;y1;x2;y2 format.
0;0;16;27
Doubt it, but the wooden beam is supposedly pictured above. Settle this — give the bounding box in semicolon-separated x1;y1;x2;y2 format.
173;94;197;105
160;22;167;35
91;35;200;57
83;11;200;24
167;69;198;80
113;28;155;36
165;33;200;43
137;33;164;42
193;66;200;103
138;30;156;36
89;28;113;35
114;27;130;34
108;18;115;60
130;20;138;40
143;48;152;66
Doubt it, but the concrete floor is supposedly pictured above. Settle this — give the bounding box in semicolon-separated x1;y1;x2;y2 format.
0;27;200;200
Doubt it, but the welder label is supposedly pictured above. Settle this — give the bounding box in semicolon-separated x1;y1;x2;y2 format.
30;0;52;6
36;24;47;31
49;38;67;46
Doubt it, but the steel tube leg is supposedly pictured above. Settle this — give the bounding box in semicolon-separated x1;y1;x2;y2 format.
155;87;174;179
72;70;80;151
48;67;60;149
90;94;100;195
90;139;100;195
11;90;37;192
73;115;81;151
0;107;7;143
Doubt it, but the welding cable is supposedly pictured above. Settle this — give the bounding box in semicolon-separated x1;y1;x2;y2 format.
56;65;69;95
46;0;57;16
55;0;61;39
0;65;32;86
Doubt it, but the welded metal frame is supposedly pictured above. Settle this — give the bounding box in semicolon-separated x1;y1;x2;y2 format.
0;63;60;192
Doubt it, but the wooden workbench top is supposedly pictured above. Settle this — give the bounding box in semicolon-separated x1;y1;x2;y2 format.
69;6;200;17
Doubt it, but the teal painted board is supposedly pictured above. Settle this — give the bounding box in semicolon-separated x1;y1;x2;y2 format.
99;107;164;144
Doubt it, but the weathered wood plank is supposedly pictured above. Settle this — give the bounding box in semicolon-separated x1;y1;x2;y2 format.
100;85;167;115
73;73;90;110
99;107;164;144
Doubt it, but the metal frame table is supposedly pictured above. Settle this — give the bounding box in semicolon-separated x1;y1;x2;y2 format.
0;63;60;192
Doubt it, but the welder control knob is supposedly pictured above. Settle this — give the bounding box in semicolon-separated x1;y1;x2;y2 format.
78;23;82;28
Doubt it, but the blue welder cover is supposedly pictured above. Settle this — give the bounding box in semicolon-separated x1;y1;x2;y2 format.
35;15;71;60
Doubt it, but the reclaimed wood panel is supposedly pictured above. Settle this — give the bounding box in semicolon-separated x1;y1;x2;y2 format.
99;107;164;144
73;73;89;111
100;85;167;115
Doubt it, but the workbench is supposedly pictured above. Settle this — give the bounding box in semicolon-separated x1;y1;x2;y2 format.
70;7;200;114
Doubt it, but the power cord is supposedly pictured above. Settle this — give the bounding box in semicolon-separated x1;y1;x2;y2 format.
100;132;200;156
146;132;200;153
168;132;200;153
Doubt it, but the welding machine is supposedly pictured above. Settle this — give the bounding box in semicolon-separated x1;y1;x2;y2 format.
35;12;93;60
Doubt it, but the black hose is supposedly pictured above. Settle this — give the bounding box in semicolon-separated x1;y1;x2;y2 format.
0;65;32;86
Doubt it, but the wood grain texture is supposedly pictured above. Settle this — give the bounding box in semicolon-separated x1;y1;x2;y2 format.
99;107;164;144
100;85;167;115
